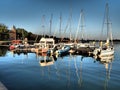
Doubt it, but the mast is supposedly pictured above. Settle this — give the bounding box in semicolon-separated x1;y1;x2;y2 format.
75;12;81;43
101;2;111;44
75;9;85;42
42;15;45;37
35;15;45;42
80;9;85;41
49;14;53;38
106;3;110;43
69;8;72;41
59;13;62;39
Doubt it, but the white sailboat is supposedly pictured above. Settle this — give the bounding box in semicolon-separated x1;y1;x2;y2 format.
93;3;114;58
75;9;95;55
33;14;55;54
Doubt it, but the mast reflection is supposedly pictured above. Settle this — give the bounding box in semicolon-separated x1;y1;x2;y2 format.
98;55;114;90
73;55;84;87
39;53;57;67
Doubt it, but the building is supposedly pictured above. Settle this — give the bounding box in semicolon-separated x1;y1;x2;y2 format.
9;26;16;40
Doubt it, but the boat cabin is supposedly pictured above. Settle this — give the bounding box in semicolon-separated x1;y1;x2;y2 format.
11;40;22;44
39;38;55;48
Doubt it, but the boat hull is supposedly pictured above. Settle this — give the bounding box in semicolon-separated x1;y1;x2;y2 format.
99;49;114;58
93;47;114;58
100;55;114;62
57;46;70;56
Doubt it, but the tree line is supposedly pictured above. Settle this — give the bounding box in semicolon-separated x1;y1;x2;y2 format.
0;23;38;41
0;23;70;43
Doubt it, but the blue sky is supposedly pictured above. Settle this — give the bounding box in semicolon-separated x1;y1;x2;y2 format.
0;0;120;39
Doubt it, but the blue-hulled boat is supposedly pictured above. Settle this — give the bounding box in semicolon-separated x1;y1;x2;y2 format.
56;45;70;56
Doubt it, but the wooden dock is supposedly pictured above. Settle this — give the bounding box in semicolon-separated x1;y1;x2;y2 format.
0;45;10;47
13;48;35;54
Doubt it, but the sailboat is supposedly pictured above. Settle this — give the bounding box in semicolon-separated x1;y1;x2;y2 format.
93;3;114;58
33;14;55;54
75;9;95;55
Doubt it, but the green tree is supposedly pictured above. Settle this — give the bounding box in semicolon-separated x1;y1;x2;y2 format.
0;23;8;33
16;28;28;40
0;23;9;40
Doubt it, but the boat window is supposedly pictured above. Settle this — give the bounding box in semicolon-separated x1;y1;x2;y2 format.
49;45;54;48
40;41;45;43
46;41;53;44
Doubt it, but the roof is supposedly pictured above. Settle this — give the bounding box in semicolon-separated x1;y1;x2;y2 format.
40;38;54;42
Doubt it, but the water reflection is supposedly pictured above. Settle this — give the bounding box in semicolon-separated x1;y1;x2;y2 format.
73;56;83;87
14;51;28;56
0;47;116;90
39;55;57;67
103;57;113;90
0;46;8;56
96;56;114;90
79;56;83;87
66;54;72;88
54;59;60;80
9;50;29;58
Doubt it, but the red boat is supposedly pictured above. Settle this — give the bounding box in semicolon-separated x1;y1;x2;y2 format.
9;40;22;50
9;45;15;50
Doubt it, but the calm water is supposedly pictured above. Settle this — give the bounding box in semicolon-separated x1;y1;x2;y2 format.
0;44;120;90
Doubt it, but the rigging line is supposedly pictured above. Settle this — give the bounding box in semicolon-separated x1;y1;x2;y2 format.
42;15;46;37
80;9;85;40
62;7;73;42
49;14;53;38
53;18;59;37
69;7;73;41
109;22;114;46
75;12;81;42
59;12;62;39
61;15;70;41
101;3;106;41
35;15;46;42
106;3;110;41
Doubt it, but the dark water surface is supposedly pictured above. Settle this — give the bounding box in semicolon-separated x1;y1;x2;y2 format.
0;44;120;90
